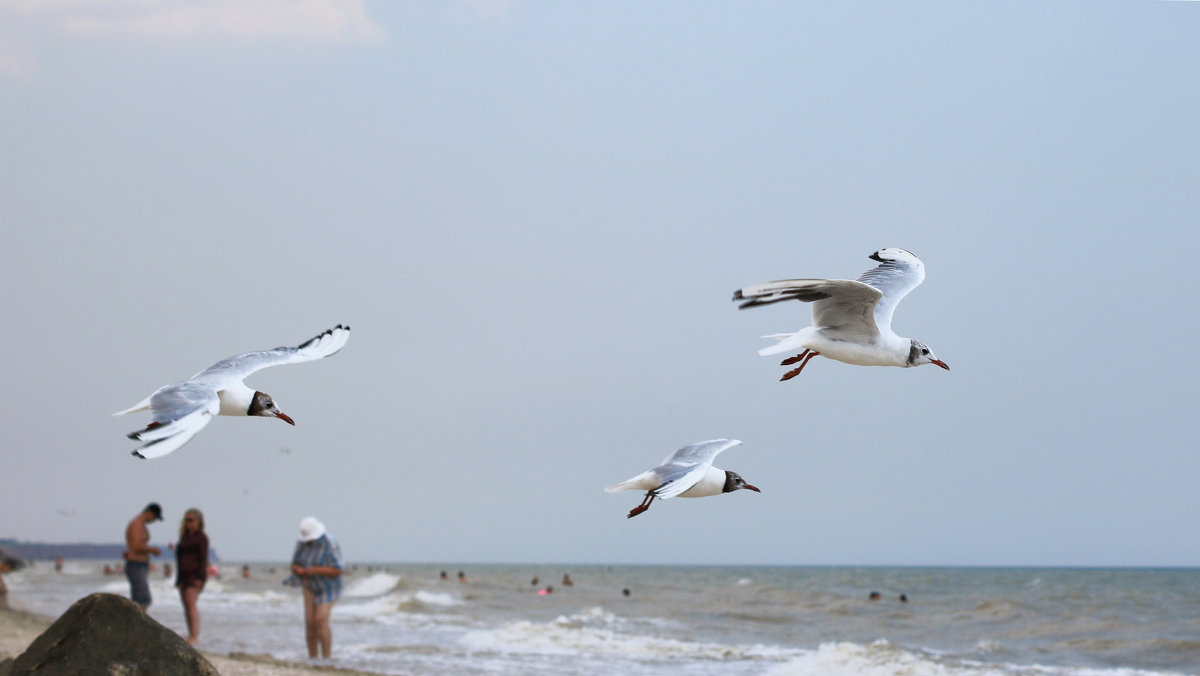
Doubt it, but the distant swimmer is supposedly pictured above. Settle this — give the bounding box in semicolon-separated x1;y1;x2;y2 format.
537;586;554;596
116;325;350;459
605;439;759;518
733;248;948;381
562;573;573;587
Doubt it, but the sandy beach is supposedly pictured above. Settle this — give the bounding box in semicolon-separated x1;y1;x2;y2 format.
0;605;380;676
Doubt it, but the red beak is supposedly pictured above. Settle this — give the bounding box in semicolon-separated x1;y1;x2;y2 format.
275;412;296;426
931;359;950;371
744;484;761;493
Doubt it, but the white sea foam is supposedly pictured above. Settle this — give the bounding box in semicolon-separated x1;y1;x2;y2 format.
338;592;411;618
344;572;401;597
98;579;128;594
205;588;292;606
767;641;997;676
460;606;798;660
765;641;1189;676
413;590;462;607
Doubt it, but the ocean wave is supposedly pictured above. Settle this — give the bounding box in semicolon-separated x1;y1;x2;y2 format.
344;572;402;597
206;589;292;605
413;590;462;607
338;589;464;620
766;641;1194;676
459;606;798;660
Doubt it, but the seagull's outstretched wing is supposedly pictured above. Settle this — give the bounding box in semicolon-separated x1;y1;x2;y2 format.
856;249;925;334
127;382;220;459
192;324;350;386
652;439;742;499
734;279;882;339
732;279;843;309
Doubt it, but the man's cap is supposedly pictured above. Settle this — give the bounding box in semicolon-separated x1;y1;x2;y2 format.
145;503;163;521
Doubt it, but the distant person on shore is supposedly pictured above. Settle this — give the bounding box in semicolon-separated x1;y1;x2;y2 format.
457;570;466;583
0;560;9;609
284;517;343;659
175;507;209;645
242;564;251;579
562;573;573;587
123;502;163;610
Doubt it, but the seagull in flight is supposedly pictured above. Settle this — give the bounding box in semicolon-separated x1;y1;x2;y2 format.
605;439;760;518
115;325;350;459
733;248;949;381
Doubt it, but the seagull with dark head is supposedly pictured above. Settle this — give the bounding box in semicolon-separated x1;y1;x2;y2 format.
605;439;760;518
115;324;350;459
733;248;949;381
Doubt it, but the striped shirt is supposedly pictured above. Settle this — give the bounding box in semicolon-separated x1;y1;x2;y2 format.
283;534;343;605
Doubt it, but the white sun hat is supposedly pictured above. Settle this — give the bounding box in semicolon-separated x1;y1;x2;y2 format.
298;517;326;542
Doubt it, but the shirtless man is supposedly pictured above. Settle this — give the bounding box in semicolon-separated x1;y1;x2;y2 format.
124;502;162;610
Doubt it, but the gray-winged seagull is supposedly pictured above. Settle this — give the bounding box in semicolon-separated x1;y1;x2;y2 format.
115;324;350;459
605;439;760;518
733;248;949;381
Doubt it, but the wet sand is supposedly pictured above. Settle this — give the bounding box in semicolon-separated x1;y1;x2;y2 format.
0;605;380;676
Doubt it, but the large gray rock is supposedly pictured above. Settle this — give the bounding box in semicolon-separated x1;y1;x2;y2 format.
9;593;218;676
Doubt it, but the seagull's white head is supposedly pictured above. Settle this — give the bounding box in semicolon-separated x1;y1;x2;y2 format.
907;339;950;370
248;391;296;425
722;471;761;494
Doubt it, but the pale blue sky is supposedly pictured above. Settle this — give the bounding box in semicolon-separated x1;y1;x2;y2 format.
2;1;1198;566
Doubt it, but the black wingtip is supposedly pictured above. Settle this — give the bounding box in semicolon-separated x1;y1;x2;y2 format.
298;324;350;350
131;450;146;459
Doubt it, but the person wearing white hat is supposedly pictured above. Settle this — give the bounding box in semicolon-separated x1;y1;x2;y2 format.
283;517;343;658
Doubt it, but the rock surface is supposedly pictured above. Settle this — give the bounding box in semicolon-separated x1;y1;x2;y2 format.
8;592;219;675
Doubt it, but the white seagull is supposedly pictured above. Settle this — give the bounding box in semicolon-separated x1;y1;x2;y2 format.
732;248;949;381
605;439;760;518
115;324;350;459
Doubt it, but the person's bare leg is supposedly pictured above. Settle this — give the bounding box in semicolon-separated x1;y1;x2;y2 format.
302;588;319;657
313;601;334;657
180;585;201;644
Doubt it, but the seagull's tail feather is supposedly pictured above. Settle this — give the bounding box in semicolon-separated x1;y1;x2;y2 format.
605;470;658;494
126;410;213;460
131;434;193;460
113;396;152;417
757;332;806;357
128;420;174;443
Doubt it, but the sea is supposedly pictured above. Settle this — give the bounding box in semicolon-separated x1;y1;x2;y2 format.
4;562;1198;675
